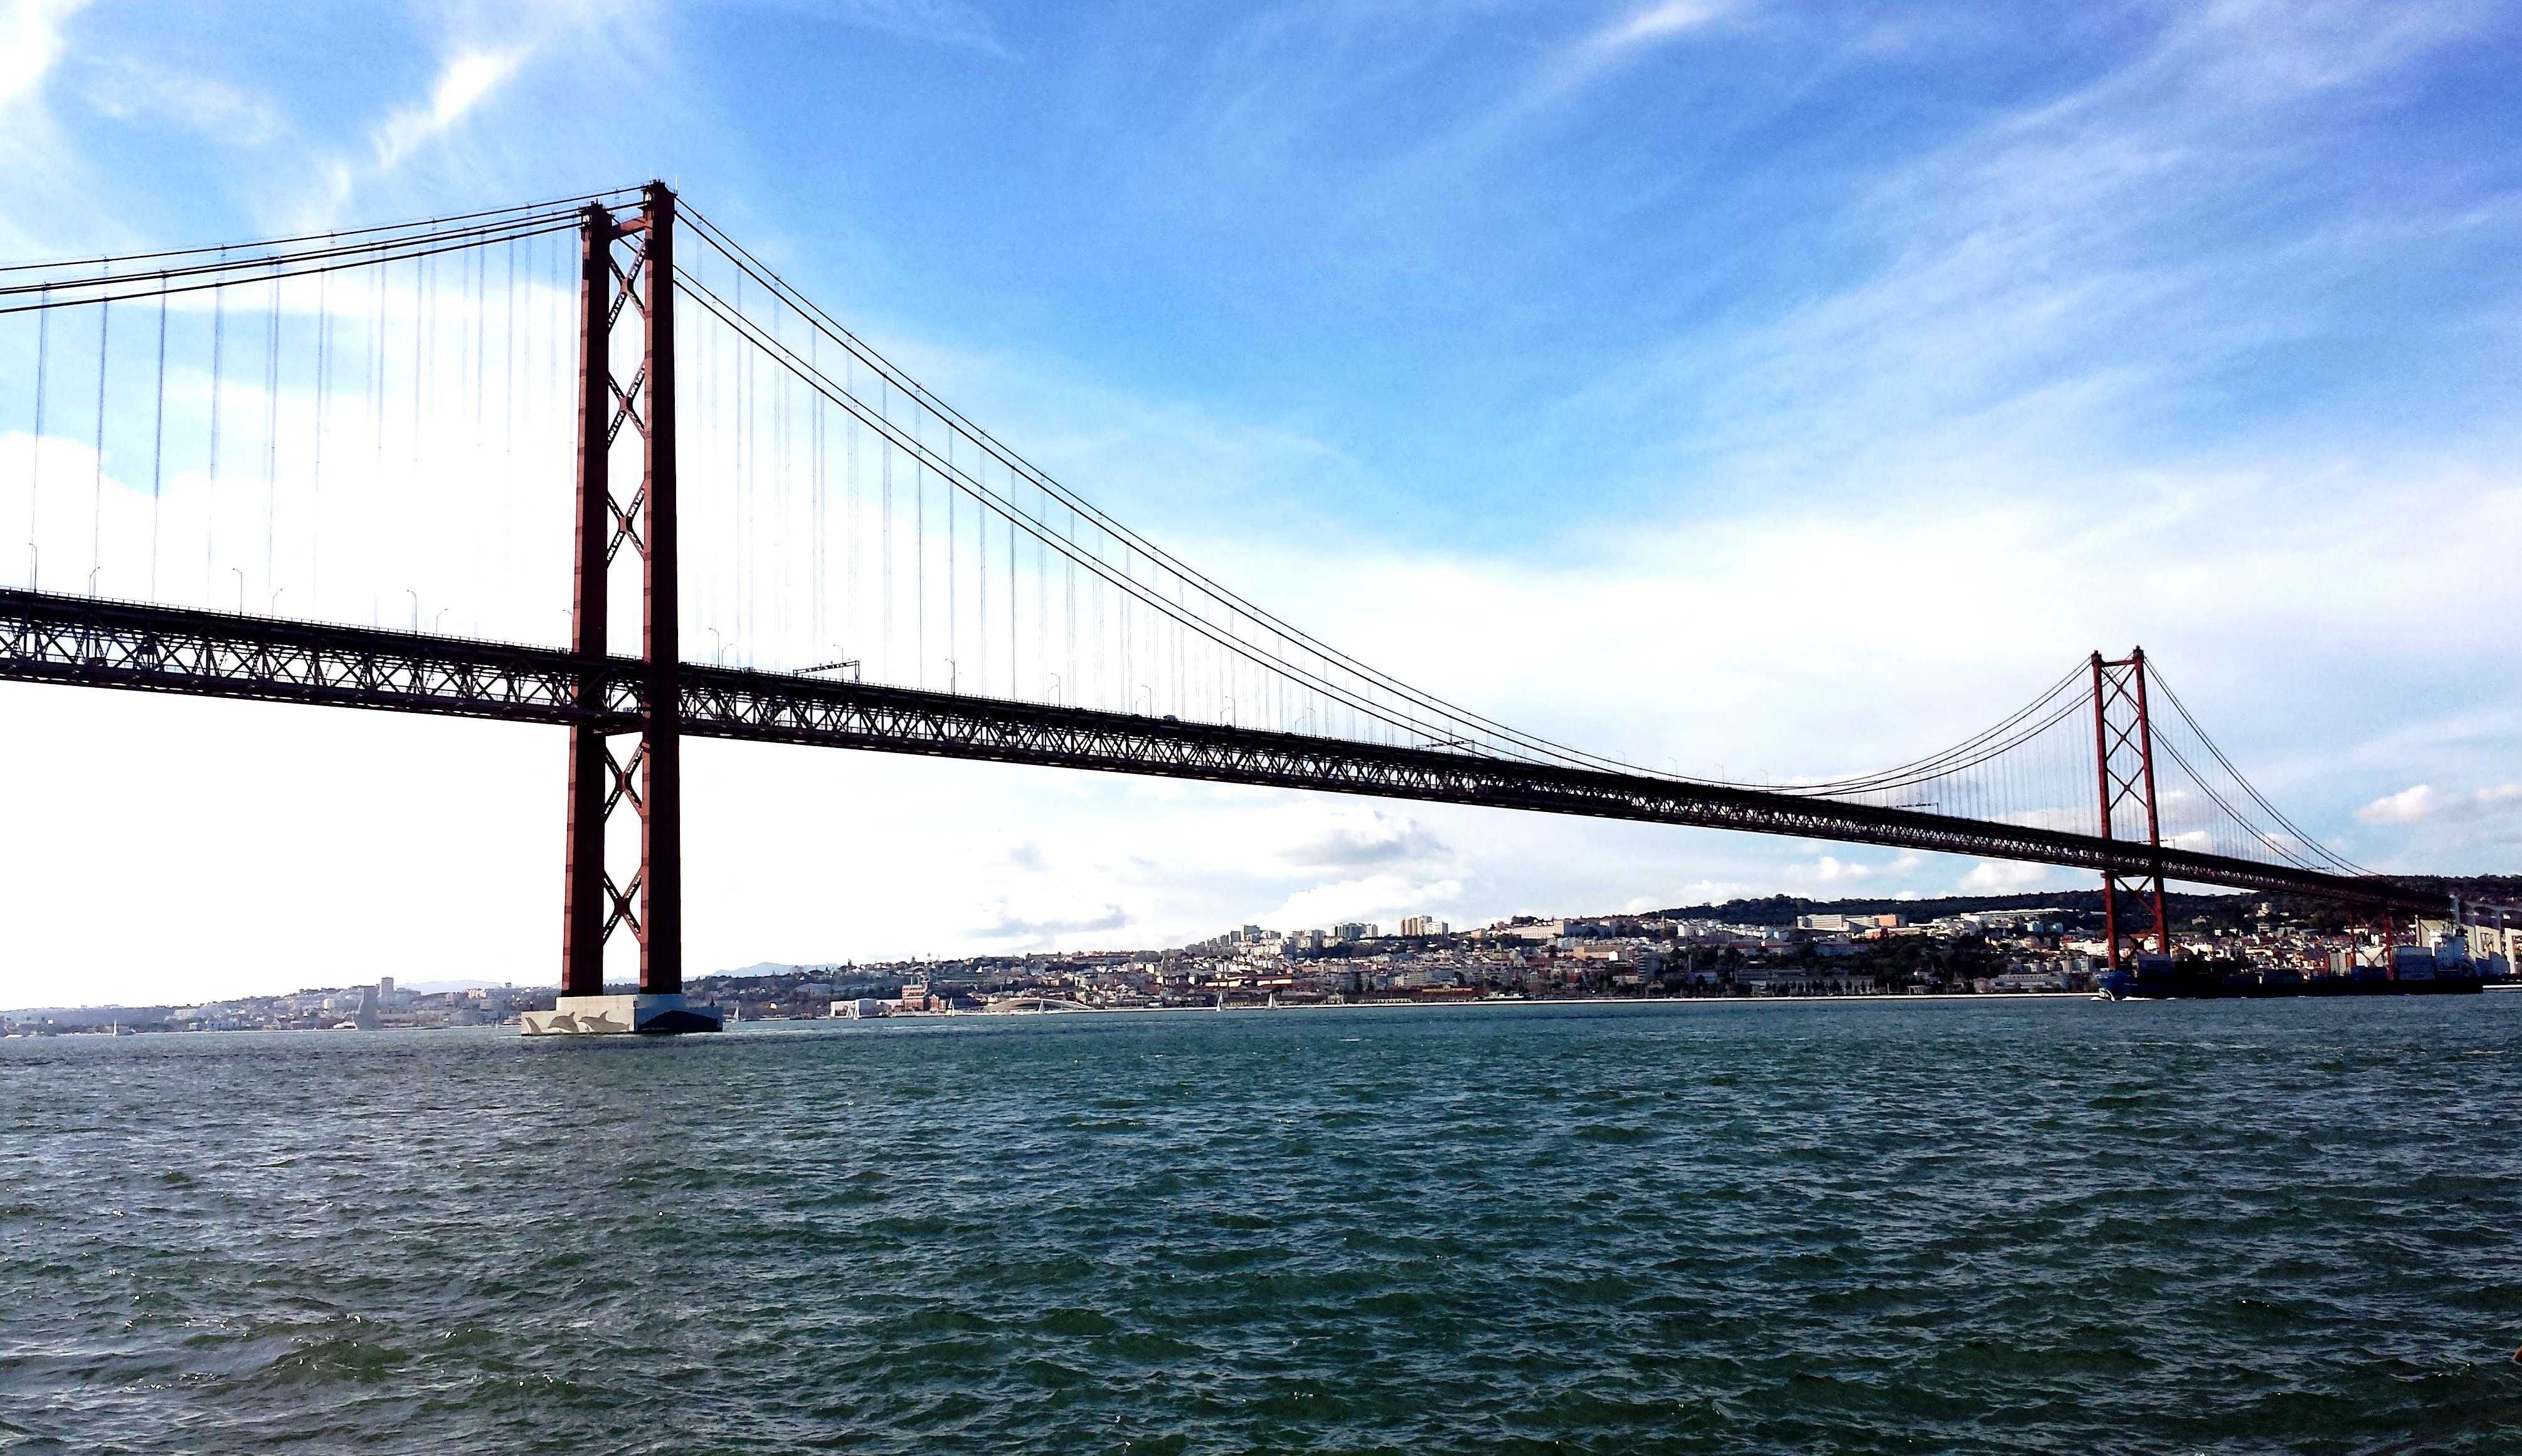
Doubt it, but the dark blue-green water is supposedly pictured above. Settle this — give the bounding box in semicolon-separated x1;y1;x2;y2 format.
3;996;2518;1453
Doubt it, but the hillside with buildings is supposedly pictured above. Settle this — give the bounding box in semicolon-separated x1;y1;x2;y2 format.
13;882;2514;1034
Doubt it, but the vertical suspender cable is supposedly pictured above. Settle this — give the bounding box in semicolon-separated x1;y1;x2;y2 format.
776;298;790;654
881;379;893;680
846;365;859;656
263;263;279;599
312;260;327;618
810;328;823;654
1064;509;1076;706
504;240;515;451
978;448;987;694
736;271;746;651
90;287;107;594
150;278;167;599
1033;483;1045;698
999;477;1009;691
24;285;44;589
1092;525;1104;709
369;259;383;459
411;255;423;456
208;265;224;603
923;403;933;686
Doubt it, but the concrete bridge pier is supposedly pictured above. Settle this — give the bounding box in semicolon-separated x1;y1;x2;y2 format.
521;994;723;1036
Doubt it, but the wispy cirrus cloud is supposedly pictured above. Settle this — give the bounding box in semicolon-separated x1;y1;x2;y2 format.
81;58;283;145
1560;0;1735;85
743;0;1010;56
304;43;536;222
1466;0;1739;142
1576;0;2501;509
368;47;528;176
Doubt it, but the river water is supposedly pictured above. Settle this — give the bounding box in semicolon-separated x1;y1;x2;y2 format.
2;996;2516;1453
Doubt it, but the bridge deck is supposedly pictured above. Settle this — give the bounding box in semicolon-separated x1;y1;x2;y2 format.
0;589;2435;912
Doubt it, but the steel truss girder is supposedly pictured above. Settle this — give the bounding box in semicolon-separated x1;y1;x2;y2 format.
0;588;2440;916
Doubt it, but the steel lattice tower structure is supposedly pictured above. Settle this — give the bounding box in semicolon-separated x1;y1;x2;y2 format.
2090;648;2171;970
562;182;682;1000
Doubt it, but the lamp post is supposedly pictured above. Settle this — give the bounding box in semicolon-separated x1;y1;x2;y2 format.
405;588;419;631
232;567;245;613
1046;672;1061;706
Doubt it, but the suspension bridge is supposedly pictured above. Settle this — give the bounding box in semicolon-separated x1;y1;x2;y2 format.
0;184;2443;1031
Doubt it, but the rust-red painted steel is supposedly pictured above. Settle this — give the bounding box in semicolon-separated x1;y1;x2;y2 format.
561;202;613;1000
638;181;682;998
2090;652;2119;970
2127;648;2172;956
2091;650;2173;969
559;182;684;997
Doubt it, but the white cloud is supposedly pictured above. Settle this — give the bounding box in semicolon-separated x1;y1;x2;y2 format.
0;0;88;110
81;59;283;145
2356;782;2522;826
1582;0;2499;506
1670;878;1756;905
2356;784;2439;824
1786;852;1922;885
1590;1;1731;54
1268;873;1463;931
1155;463;2522;804
1281;808;1447;873
968;902;1127;943
1961;861;2065;892
821;0;1009;56
307;45;534;220
371;48;527;176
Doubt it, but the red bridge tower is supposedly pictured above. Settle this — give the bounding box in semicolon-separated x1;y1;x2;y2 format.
2091;648;2172;973
527;182;714;1035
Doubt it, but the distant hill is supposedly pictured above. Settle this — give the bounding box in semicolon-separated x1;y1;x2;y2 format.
1650;890;2126;927
1650;874;2514;930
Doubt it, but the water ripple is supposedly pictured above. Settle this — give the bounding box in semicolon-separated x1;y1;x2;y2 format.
2;997;2518;1452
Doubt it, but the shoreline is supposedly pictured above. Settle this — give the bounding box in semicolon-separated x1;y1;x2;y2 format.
894;990;2109;1020
15;986;2509;1037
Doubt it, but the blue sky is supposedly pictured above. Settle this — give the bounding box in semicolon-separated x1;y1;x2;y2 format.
2;0;2516;1003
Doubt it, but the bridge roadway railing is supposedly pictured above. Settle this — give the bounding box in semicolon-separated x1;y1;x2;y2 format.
0;588;2437;912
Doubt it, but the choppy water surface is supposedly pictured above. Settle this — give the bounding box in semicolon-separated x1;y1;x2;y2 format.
3;996;2518;1453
